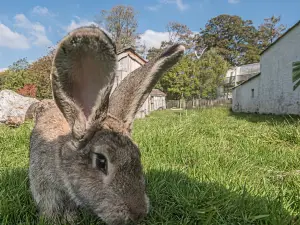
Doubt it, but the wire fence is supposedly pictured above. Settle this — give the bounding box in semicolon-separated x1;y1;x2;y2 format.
167;98;232;109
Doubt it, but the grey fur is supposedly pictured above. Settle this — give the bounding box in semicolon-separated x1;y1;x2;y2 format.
29;26;184;225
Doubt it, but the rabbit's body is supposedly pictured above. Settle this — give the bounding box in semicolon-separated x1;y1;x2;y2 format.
29;26;184;225
29;101;75;220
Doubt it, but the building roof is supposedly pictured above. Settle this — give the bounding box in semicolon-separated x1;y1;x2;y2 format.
150;89;166;97
231;73;261;90
225;63;260;78
117;47;148;64
260;20;300;55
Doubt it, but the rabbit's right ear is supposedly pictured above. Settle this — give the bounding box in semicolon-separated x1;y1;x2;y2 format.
51;26;117;140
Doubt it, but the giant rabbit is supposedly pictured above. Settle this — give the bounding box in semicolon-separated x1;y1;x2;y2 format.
29;26;184;224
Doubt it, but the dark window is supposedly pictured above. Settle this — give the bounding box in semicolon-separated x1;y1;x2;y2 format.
251;89;254;98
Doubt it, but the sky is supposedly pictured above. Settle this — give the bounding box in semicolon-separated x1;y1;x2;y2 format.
0;0;299;70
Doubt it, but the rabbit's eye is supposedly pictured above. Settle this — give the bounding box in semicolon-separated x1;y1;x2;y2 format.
93;153;107;175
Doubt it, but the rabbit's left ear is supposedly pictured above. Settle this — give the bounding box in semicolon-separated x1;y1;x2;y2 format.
51;26;117;139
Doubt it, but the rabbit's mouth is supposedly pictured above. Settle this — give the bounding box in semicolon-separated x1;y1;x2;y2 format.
97;209;131;225
94;193;149;225
127;194;149;223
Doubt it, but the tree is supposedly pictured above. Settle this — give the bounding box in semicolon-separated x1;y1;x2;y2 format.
258;15;286;50
96;5;139;51
195;49;229;99
1;58;35;95
146;22;197;60
157;49;228;99
165;22;194;51
135;38;147;59
27;48;55;99
146;47;164;61
1;69;35;95
198;14;259;66
158;55;197;99
8;58;29;72
1;50;55;99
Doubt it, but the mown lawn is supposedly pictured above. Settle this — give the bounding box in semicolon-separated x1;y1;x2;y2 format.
1;107;300;225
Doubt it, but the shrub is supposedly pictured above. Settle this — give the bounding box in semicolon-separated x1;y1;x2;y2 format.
1;51;55;99
17;84;37;98
0;70;35;93
27;50;54;99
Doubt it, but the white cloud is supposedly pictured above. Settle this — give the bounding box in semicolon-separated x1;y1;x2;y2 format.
160;0;189;11
228;0;240;4
14;14;52;47
0;23;30;49
0;68;8;72
139;30;170;49
65;17;98;33
32;6;55;16
65;17;111;38
147;0;189;11
146;4;162;11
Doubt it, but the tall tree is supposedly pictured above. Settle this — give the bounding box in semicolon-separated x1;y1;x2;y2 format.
166;22;194;50
135;38;147;59
27;48;55;99
258;15;286;50
96;5;139;51
1;58;34;94
158;55;196;99
8;58;29;72
198;14;259;66
146;21;196;60
195;49;229;99
146;47;164;61
157;49;228;99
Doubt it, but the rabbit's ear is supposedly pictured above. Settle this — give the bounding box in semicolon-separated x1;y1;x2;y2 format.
51;26;117;139
108;44;185;132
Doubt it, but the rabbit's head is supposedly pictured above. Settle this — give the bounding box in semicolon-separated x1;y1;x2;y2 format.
51;26;184;224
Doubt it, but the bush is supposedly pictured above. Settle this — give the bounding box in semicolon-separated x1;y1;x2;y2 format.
1;52;54;99
17;84;37;98
0;70;36;94
27;50;54;99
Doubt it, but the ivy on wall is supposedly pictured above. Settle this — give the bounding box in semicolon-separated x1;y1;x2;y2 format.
292;61;300;90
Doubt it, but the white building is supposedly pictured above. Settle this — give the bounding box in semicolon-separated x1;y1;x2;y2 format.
219;63;260;99
232;21;300;115
113;47;167;118
225;63;260;86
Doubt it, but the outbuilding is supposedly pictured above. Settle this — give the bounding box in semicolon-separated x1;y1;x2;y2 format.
113;47;167;118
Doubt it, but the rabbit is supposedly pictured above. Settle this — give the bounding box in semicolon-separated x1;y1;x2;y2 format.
29;26;185;225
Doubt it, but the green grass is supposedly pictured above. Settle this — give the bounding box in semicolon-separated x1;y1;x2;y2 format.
1;107;300;224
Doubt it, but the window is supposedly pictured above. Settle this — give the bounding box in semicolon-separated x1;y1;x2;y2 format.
251;89;254;98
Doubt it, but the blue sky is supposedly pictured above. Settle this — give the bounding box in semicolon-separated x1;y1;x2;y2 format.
0;0;299;70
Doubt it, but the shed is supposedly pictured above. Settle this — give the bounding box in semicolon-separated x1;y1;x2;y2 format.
112;47;167;118
149;89;167;111
232;20;300;115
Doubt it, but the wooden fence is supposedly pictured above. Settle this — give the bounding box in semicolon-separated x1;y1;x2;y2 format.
167;98;232;109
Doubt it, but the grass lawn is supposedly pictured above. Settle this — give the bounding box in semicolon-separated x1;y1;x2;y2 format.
1;107;300;224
